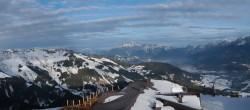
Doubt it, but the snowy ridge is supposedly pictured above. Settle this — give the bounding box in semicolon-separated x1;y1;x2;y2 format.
0;71;10;78
0;48;139;106
0;48;206;108
115;42;171;51
0;48;128;85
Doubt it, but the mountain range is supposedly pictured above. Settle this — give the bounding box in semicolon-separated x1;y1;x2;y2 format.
0;48;199;109
100;36;250;97
102;36;250;73
1;36;250;109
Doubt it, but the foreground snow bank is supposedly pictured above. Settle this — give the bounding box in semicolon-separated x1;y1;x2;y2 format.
132;79;201;110
131;89;156;110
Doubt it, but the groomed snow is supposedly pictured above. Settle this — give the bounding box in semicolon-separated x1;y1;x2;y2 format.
104;95;123;103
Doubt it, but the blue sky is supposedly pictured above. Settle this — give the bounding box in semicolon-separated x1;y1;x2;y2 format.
0;0;250;50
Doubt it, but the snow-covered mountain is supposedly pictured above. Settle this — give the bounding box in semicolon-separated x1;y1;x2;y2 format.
101;42;172;62
0;48;199;109
100;36;250;97
103;36;250;72
116;42;172;50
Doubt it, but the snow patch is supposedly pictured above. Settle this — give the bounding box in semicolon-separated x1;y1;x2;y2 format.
104;95;123;103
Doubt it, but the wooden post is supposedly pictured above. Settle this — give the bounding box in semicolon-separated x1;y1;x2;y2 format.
178;94;183;103
79;100;81;106
86;96;89;102
83;98;85;104
90;101;92;106
83;100;85;106
67;100;68;106
73;100;75;106
112;86;113;91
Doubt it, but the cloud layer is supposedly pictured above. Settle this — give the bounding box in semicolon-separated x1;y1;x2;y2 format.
0;0;250;50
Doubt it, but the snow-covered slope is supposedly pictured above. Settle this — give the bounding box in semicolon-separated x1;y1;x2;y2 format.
0;48;134;108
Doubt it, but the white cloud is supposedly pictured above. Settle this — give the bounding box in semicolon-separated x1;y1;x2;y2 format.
0;0;249;50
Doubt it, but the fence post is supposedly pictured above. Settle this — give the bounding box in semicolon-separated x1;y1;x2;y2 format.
79;100;81;107
73;100;74;106
83;98;85;104
67;100;68;106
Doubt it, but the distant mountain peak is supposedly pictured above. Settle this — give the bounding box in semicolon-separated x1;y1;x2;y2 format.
235;36;250;45
116;41;143;48
206;39;232;47
114;41;171;50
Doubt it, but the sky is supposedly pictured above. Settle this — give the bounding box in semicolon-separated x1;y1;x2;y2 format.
0;0;250;50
